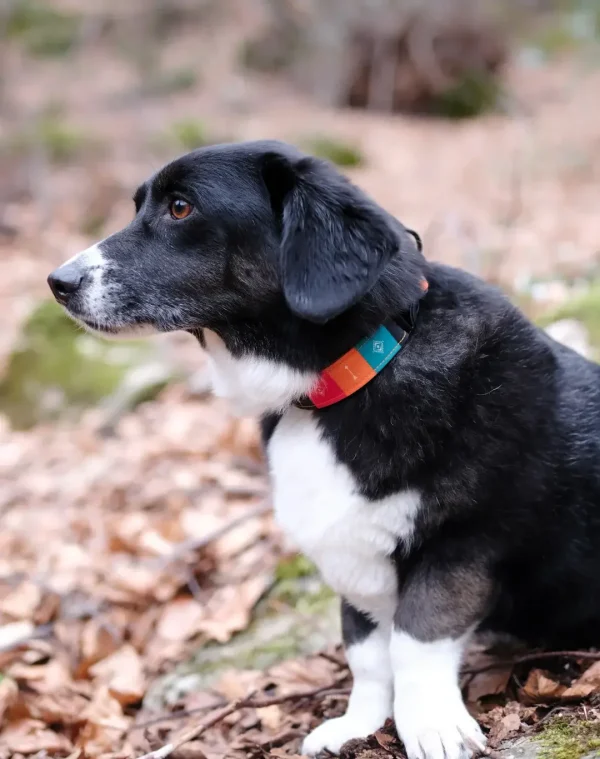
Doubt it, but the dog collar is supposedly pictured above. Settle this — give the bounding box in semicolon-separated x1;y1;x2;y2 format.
295;279;428;410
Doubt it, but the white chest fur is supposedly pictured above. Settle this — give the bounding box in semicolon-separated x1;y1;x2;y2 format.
268;408;422;622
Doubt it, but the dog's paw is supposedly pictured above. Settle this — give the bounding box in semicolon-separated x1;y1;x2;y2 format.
301;715;384;756
395;695;486;759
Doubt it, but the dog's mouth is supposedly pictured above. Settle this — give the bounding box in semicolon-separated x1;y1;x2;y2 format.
65;307;156;339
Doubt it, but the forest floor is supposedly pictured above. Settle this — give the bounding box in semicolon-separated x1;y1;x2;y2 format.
1;2;600;757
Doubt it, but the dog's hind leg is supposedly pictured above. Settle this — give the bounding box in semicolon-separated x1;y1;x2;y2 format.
301;600;393;755
391;557;490;759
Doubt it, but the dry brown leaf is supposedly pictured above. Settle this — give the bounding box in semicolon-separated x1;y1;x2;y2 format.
0;718;73;754
0;582;41;620
214;669;262;700
77;686;131;757
493;711;522;742
156;597;205;642
466;663;513;702
562;661;600;699
89;645;145;706
198;575;270;643
256;704;283;731
0;677;18;724
22;687;89;725
32;590;60;625
78;619;122;676
8;658;72;694
374;729;397;752
521;668;565;703
212;518;266;561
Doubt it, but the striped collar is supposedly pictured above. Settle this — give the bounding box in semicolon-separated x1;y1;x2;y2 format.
295;279;428;410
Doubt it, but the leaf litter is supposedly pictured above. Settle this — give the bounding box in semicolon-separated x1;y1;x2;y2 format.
0;378;598;758
1;14;600;756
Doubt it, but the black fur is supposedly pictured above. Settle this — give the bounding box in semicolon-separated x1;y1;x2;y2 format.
49;139;600;650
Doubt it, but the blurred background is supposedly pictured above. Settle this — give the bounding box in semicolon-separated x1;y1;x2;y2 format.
0;1;600;757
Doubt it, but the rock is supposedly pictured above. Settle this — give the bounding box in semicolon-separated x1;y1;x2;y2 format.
497;737;542;758
0;299;165;429
545;319;591;359
98;361;178;434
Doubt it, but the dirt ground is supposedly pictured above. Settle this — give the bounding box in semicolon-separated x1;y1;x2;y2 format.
1;2;600;757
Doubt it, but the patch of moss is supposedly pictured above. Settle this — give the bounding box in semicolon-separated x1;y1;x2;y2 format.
305;136;365;167
9;114;91;165
535;282;600;354
539;717;600;759
0;299;152;429
6;0;80;57
140;68;199;98
430;71;502;120
169;119;210;151
274;554;317;582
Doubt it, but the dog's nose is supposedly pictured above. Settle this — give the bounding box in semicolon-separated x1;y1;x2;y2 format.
47;263;84;305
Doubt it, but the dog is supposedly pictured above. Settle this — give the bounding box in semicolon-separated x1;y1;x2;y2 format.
48;140;600;759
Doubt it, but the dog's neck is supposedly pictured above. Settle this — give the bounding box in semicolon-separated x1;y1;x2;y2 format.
196;261;429;417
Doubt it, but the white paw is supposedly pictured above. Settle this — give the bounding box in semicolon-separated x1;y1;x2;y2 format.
302;714;385;756
395;695;486;759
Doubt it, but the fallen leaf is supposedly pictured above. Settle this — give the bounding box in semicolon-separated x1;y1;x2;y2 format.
89;645;145;705
78;619;122;676
374;729;397;751
256;704;283;731
198;575;270;643
214;669;262;700
466;663;513;702
0;718;73;754
156;597;205;642
521;669;565;703
494;711;522;742
8;659;72;694
562;661;600;699
0;582;41;620
22;687;89;725
78;686;131;757
0;677;18;723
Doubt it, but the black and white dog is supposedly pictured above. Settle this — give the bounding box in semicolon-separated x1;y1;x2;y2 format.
48;141;600;759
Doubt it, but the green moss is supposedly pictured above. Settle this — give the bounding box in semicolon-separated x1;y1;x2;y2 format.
169;119;210;151
539;717;600;759
535;282;600;354
0;300;152;429
6;0;80;57
274;554;317;582
304;136;365;167
430;71;502;120
139;68;199;98
9;114;91;165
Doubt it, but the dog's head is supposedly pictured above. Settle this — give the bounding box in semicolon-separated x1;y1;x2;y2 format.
48;140;425;342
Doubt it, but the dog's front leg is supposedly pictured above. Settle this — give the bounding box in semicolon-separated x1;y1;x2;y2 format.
391;560;490;759
302;600;393;755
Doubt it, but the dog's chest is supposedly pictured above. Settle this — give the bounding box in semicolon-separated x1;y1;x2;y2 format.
267;409;421;619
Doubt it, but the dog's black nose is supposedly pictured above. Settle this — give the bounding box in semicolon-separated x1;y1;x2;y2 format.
47;263;83;305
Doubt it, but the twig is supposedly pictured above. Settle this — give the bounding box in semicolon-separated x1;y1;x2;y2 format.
318;650;348;670
135;674;349;759
158;503;271;567
129;699;227;732
462;649;600;676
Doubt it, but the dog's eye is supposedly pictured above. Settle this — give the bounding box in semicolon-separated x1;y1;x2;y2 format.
169;199;192;220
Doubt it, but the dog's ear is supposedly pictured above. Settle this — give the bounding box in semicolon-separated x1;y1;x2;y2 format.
262;152;407;323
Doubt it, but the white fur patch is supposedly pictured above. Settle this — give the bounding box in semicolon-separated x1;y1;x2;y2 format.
203;330;317;417
59;242;157;339
268;407;421;621
391;631;486;759
302;627;393;755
